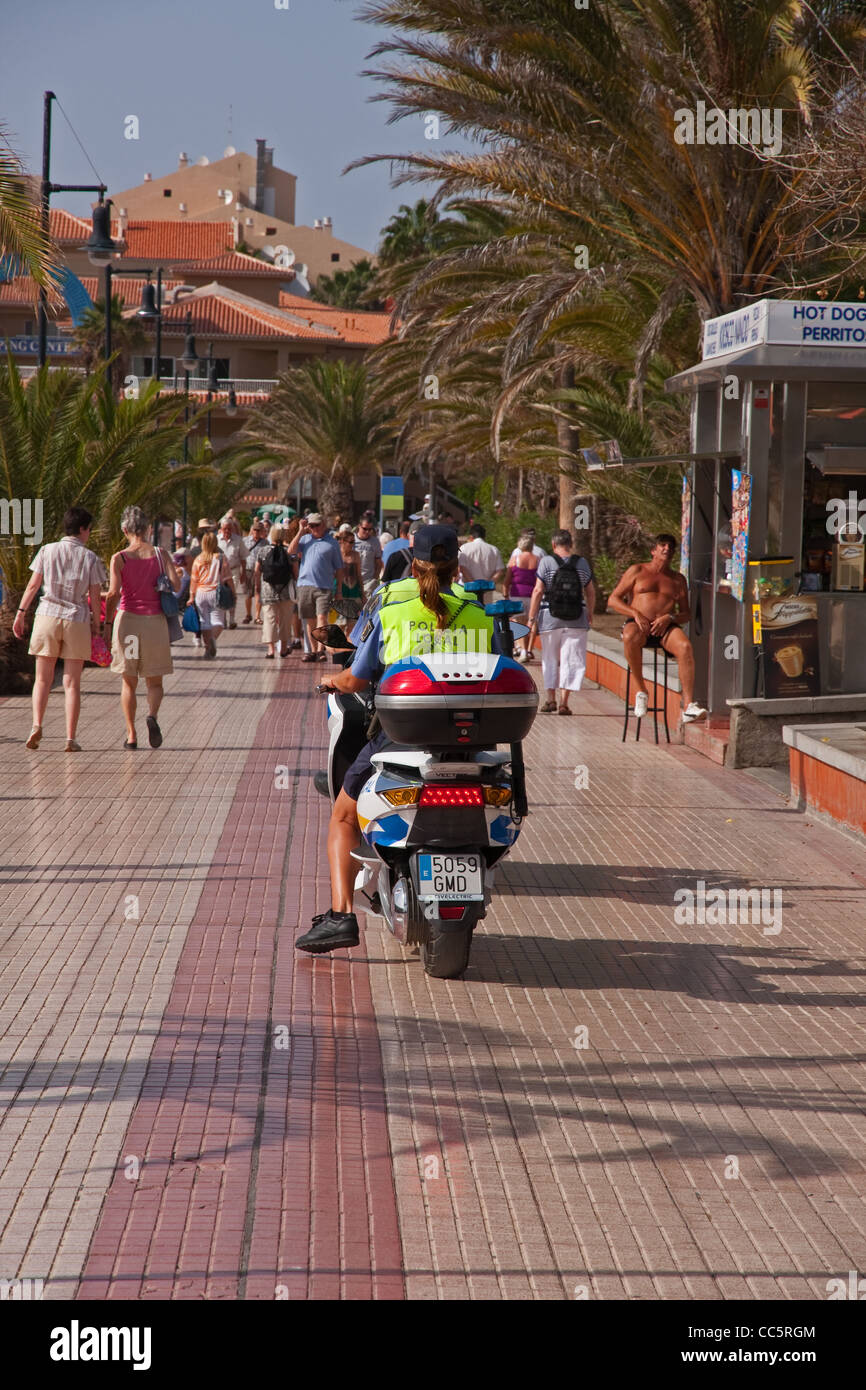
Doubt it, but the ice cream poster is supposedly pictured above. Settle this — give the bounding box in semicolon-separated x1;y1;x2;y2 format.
730;470;751;602
760;595;820;698
680;474;692;581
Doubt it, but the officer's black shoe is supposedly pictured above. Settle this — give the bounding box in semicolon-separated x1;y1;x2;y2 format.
313;771;330;798
296;910;360;953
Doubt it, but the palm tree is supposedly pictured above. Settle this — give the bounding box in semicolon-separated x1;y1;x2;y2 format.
312;259;383;309
73;295;148;391
378;199;456;267
354;1;866;320
242;358;395;518
350;1;866;533
0;124;61;288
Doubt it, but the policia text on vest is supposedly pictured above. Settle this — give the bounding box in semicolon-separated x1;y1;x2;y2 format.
379;592;495;664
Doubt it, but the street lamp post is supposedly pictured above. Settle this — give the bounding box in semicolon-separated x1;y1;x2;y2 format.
180;314;198;544
37;90;111;366
103;264;162;381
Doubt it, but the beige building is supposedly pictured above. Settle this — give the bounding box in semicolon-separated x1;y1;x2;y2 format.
109;141;373;289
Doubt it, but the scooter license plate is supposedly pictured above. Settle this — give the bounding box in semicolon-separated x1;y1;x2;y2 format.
417;852;484;901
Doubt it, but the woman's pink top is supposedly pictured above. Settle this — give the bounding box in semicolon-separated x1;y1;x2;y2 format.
119;553;163;615
508;560;538;599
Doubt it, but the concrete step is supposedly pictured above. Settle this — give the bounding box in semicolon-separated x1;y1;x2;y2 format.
683;716;730;765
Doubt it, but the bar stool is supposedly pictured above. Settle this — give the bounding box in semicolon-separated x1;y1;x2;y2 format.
622;644;674;743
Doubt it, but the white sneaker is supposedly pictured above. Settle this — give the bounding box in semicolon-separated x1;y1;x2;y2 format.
633;691;648;718
682;702;708;723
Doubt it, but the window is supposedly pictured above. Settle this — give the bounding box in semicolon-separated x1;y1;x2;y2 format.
163;188;172;197
330;253;340;262
265;226;277;236
251;472;275;489
133;356;175;378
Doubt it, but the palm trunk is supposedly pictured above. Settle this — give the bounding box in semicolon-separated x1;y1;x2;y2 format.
0;592;34;695
318;463;354;522
556;363;580;530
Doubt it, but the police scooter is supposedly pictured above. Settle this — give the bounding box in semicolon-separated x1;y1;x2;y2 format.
320;588;536;978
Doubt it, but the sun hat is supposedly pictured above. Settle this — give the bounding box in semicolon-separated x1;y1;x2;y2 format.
197;517;216;529
306;512;324;525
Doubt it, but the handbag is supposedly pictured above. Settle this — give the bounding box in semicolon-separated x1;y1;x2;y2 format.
90;632;112;666
214;555;234;609
155;548;180;616
156;548;183;643
182;602;201;633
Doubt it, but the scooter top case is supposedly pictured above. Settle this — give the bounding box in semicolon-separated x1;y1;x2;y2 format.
375;652;538;749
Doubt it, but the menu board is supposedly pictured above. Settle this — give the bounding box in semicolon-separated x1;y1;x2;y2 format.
760;596;821;698
730;471;751;602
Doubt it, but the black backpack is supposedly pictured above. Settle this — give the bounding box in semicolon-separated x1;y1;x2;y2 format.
261;542;293;590
547;554;584;619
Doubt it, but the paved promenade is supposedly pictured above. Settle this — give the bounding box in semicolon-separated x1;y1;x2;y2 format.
1;629;865;1301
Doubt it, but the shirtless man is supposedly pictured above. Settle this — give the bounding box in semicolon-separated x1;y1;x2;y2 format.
607;533;708;723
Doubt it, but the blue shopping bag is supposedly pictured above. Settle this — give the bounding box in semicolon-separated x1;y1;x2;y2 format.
182;603;200;633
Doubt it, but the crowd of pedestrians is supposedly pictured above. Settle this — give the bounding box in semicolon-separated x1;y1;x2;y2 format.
13;502;601;747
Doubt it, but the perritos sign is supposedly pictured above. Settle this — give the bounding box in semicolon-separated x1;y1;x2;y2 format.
703;300;866;360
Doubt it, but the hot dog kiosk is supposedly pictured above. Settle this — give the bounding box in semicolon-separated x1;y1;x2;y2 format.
664;298;866;766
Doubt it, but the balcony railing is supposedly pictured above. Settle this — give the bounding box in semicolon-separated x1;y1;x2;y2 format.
14;366;277;399
167;376;278;396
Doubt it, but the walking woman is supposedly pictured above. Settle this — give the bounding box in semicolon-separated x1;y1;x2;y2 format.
189;531;234;659
503;531;540;662
334;526;363;627
12;506;107;751
254;523;297;658
104;505;181;749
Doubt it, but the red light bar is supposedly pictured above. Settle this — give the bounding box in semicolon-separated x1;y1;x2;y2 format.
439;905;466;920
418;784;484;807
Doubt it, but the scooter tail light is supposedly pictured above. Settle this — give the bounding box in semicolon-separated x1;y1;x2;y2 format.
418;784;484;807
482;786;512;806
486;665;536;694
378;668;438;695
381;786;422;807
439;905;466;920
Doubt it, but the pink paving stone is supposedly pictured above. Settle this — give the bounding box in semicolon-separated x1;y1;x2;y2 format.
5;631;866;1302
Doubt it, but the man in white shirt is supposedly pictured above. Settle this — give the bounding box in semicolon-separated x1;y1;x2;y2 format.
458;524;505;585
218;519;246;629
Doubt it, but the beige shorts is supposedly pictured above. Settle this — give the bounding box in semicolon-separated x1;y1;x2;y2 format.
297;585;333;621
111;612;173;679
29;614;91;662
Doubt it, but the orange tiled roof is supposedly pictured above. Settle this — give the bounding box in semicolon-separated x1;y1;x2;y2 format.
156;285;341;342
0;274;183;312
0;274;68;314
49;209;92;243
277;292;392;345
167;251;292;277
113;221;234;261
79;276;185;307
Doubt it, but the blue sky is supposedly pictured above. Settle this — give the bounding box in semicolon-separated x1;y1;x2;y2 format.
1;0;464;254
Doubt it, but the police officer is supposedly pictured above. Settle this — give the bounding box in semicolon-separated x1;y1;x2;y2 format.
296;526;500;955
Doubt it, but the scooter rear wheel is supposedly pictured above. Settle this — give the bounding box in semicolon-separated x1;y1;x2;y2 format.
420;919;474;979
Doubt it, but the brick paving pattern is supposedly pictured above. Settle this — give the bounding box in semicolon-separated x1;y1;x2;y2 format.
1;632;864;1299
